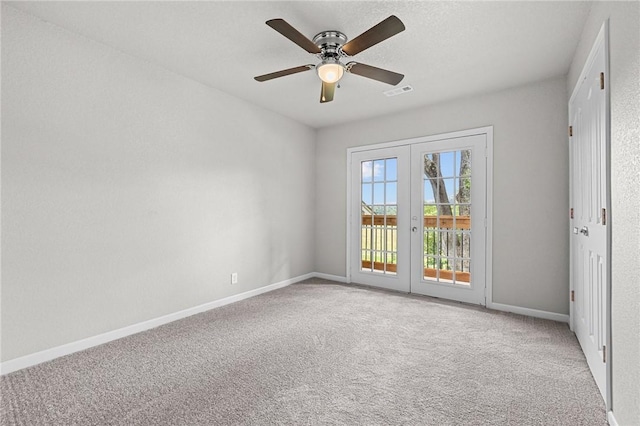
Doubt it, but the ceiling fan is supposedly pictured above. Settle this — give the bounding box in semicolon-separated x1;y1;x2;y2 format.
254;16;406;103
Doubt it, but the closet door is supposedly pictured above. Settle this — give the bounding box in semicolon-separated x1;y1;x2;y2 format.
569;28;608;399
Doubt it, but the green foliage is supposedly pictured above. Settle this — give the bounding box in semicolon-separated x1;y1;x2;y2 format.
423;204;464;215
424;205;437;215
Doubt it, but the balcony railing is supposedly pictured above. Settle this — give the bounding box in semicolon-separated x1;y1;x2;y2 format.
362;215;470;228
361;214;471;283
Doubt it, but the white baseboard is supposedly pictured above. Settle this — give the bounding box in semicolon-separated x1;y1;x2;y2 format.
1;274;571;375
0;273;314;375
487;302;570;323
607;410;618;426
312;272;348;283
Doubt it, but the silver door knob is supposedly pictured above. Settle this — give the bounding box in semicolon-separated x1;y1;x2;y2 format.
580;226;589;236
412;227;418;232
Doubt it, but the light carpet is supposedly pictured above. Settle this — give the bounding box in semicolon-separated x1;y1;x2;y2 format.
1;279;606;425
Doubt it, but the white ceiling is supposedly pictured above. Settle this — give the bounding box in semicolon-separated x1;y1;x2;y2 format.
8;1;591;129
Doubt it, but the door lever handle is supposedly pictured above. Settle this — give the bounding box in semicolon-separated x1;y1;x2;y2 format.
580;226;589;236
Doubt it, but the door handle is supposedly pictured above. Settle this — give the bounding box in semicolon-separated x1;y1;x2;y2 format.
412;227;418;232
580;226;589;236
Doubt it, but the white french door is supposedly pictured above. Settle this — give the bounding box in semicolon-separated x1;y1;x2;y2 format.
569;23;609;401
349;131;489;305
349;146;411;292
410;136;487;305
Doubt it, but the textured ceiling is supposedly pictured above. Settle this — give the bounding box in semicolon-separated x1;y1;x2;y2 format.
8;1;591;128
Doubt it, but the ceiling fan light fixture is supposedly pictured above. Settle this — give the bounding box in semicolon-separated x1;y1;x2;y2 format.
317;59;345;84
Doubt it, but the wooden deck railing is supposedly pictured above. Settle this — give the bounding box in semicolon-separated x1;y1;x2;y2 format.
361;214;471;283
362;214;470;229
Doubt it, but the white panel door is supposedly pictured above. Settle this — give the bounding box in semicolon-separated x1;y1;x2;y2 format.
350;146;411;292
569;28;608;400
410;135;487;305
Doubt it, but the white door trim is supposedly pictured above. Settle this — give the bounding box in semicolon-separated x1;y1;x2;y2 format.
346;126;493;306
568;20;611;410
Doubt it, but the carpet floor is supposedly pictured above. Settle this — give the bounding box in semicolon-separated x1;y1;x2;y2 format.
1;279;606;425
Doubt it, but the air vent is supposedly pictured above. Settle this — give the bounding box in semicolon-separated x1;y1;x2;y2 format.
383;85;413;97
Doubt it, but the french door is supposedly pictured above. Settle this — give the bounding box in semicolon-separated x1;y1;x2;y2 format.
349;132;488;305
410;136;487;304
349;147;411;292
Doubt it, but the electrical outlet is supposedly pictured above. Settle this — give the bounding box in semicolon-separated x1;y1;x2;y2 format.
231;273;238;284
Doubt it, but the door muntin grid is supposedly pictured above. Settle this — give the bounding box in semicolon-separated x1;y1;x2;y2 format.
422;150;472;285
361;158;398;275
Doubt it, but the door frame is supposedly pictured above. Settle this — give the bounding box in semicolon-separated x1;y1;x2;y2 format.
346;126;493;305
568;20;611;411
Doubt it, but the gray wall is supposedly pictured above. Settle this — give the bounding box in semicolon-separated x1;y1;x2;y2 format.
568;2;640;423
1;6;316;362
316;77;569;315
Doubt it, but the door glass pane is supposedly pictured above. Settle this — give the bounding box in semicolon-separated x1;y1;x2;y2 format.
422;150;472;285
386;158;397;181
362;161;373;182
439;151;455;178
361;157;398;275
373;183;385;204
441;179;455;203
362;183;372;205
424;182;435;203
385;182;397;204
373;160;385;182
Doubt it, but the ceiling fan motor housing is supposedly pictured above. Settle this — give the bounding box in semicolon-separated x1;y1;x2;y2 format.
313;31;348;58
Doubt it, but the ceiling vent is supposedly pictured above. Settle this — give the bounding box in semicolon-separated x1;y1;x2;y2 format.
383;85;413;97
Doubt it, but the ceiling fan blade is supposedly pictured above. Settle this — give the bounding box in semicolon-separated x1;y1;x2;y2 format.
341;15;405;56
347;62;404;85
320;81;336;103
254;65;313;82
266;19;321;54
